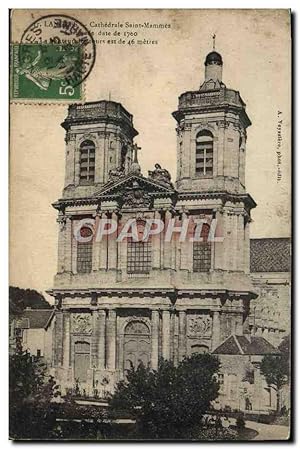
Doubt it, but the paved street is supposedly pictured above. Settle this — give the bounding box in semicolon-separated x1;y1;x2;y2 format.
245;420;290;440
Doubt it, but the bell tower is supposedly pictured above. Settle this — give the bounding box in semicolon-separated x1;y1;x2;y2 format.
173;49;251;194
61;100;138;198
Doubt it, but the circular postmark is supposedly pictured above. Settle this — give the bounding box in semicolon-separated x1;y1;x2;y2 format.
20;14;96;88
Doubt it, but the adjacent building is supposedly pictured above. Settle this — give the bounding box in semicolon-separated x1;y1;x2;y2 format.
10;308;54;365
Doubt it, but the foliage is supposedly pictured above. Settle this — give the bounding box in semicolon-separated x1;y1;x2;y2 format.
196;426;238;441
278;335;291;380
260;355;288;391
9;349;60;439
260;346;290;414
9;286;52;318
109;353;220;439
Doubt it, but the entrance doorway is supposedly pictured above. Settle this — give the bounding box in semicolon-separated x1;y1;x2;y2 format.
74;341;90;382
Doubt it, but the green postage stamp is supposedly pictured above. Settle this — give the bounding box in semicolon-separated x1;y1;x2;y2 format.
10;44;83;101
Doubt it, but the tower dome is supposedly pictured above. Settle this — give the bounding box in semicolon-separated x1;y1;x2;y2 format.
204;50;223;83
205;51;223;66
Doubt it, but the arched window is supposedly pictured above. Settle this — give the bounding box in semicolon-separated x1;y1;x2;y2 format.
193;222;211;272
77;226;93;273
195;130;213;177
124;321;150;336
127;221;152;275
79;140;95;183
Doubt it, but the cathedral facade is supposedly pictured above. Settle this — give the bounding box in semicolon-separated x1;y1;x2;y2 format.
49;50;283;411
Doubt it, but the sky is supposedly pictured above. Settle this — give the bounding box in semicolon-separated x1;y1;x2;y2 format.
10;9;291;296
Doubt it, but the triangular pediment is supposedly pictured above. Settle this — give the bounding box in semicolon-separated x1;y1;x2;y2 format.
94;173;176;210
94;173;175;199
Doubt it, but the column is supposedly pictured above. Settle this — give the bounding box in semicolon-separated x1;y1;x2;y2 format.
180;212;188;270
57;215;66;273
151;310;159;369
99;212;108;270
55;310;64;366
106;309;116;370
178;311;187;361
217;124;225;177
92;214;101;271
240;145;246;187
74;146;81;185
162;310;171;360
182;123;192;178
236;212;244;272
117;315;124;373
232;213;238;271
63;312;70;368
244;220;250;274
108;212;118;270
213;209;224;270
212;310;221;350
64;133;76;187
163;211;172;269
98;309;106;369
65;217;72;273
173;313;179;366
117;215;126;274
222;211;229;271
91;310;98;368
152;211;161;269
103;133;110;184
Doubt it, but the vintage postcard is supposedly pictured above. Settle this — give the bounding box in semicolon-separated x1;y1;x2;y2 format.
9;9;291;441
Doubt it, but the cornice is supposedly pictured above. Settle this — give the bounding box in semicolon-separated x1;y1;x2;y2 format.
177;191;257;209
47;287;257;301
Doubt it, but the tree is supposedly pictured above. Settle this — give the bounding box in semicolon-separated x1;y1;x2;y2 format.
109;354;220;439
9;286;52;319
9;349;60;439
260;342;290;414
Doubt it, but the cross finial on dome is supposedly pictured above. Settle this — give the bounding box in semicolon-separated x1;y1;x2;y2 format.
212;33;216;50
130;143;142;174
133;143;141;163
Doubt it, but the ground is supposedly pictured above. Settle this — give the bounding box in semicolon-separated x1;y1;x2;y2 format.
245;420;290;441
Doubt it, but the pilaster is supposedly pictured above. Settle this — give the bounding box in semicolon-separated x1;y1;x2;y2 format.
98;309;106;369
106;309;116;370
162;310;171;360
151;310;159;369
178;310;187;361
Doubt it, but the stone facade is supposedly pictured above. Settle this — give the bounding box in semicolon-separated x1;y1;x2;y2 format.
48;50;289;411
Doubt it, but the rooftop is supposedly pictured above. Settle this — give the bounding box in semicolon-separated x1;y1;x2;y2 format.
250;238;291;273
61;100;138;137
15;309;54;330
213;334;280;355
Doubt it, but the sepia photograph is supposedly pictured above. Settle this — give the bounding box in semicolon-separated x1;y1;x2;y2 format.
9;8;291;441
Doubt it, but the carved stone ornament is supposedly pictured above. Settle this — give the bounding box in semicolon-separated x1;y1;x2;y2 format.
188;315;212;336
57;214;67;232
72;313;92;334
125;320;150;335
108;165;126;183
122;181;152;209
